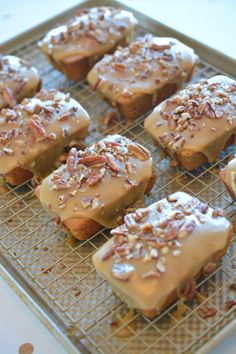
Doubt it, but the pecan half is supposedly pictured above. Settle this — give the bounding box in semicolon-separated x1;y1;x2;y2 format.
79;155;106;166
28;115;46;138
67;148;78;175
128;143;151;161
106;153;121;172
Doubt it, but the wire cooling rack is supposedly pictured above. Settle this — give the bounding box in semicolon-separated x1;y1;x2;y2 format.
0;24;236;354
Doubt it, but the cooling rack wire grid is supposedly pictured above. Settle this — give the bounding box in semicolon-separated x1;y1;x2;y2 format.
0;25;235;354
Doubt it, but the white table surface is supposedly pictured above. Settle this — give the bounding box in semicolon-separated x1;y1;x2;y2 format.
0;1;235;353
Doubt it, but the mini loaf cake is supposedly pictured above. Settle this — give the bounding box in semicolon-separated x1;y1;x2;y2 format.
87;34;199;120
220;155;236;200
144;75;236;170
0;55;41;109
37;135;156;240
0;89;90;186
93;192;233;317
38;7;137;81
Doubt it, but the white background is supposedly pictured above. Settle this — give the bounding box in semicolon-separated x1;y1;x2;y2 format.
0;1;235;353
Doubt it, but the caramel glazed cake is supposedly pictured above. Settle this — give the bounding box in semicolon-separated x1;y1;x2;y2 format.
93;192;233;318
87;34;199;120
37;135;156;240
0;89;90;186
38;7;137;81
144;75;236;170
0;55;41;109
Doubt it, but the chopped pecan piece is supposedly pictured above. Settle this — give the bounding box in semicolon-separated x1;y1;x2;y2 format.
87;168;106;186
106;153;121;172
142;268;161;279
113;62;126;72
111;263;135;281
229;283;236;291
124;214;137;231
203;262;217;277
212;209;224;218
225;300;236;311
198;307;217;319
180;278;196;301
3;147;14;155
102;248;115;261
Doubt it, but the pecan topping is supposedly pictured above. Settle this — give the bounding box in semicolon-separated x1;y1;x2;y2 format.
124;214;137;231
225;300;236;311
212;209;224;218
28;115;46;138
87;168;106;186
58;112;71;121
3;147;14;155
142;268;161;279
79;155;106;166
113;62;126;72
111;263;135;281
180;278;196;301
198;307;217;318
198;203;208;214
178;220;196;239
67;148;78;175
102;248;115;261
203;262;217;277
229;283;236;290
128;143;151;161
106;153;121;172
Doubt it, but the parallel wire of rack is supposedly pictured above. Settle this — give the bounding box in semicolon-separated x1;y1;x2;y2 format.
0;26;235;354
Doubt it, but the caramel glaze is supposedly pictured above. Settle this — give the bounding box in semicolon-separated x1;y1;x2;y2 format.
87;34;198;104
38;135;153;228
0;55;41;109
0;89;90;181
220;155;236;199
92;192;232;313
144;75;236;164
39;7;137;62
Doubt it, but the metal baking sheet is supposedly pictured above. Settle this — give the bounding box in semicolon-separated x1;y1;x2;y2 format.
0;1;235;353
